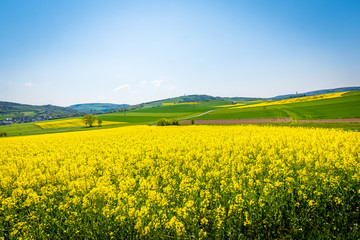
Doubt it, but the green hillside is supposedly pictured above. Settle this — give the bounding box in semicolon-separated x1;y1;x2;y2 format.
0;101;82;118
68;103;129;113
272;86;360;99
194;91;360;120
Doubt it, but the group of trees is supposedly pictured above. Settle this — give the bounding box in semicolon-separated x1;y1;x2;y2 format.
156;118;195;126
82;115;103;127
0;131;7;137
156;118;180;126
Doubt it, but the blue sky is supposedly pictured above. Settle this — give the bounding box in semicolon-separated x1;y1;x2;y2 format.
1;0;359;106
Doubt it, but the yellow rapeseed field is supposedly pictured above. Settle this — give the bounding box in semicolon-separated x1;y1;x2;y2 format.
0;125;359;239
36;119;124;129
231;91;348;109
216;103;245;108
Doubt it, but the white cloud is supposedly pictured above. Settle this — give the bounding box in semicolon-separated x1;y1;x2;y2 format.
114;84;130;91
151;79;163;87
141;80;147;85
169;86;176;90
24;82;34;87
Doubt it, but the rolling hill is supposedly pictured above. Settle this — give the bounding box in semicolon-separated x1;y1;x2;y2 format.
271;86;360;99
68;103;130;114
193;91;360;120
0;101;83;119
119;86;360;109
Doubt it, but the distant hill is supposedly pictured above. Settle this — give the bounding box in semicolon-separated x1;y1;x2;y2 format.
272;86;360;99
143;94;263;106
68;103;130;114
144;95;222;106
120;87;360;111
0;101;83;119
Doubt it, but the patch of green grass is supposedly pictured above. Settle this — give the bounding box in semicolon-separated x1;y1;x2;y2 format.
22;111;36;117
0;118;90;137
0;122;132;137
0;122;77;137
99;100;231;123
98;114;161;124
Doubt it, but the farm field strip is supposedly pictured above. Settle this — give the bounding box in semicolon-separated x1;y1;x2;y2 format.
194;91;360;121
231;91;347;109
178;109;218;120
0;125;359;239
216;103;245;107
36;119;124;129
180;117;291;124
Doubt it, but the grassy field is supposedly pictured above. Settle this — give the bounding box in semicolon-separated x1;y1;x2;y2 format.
0;122;79;137
195;91;360;120
36;119;123;129
0;100;230;137
99;100;230;123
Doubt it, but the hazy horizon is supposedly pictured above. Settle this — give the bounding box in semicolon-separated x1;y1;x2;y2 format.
1;85;360;107
1;0;359;107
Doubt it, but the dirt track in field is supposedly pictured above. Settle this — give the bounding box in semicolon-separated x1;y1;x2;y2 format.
180;118;360;125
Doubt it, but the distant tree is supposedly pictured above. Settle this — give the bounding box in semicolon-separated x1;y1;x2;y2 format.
0;131;7;137
156;118;180;126
156;118;167;126
97;118;103;127
82;114;97;127
170;119;179;125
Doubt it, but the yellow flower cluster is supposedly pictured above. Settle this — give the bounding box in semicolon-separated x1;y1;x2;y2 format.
36;119;123;129
162;102;199;106
0;125;359;239
216;103;245;108
232;91;348;109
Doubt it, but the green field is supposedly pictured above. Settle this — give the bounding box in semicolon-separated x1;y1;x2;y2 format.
0;100;231;137
0;122;81;137
1;91;359;137
99;100;230;123
195;91;360;120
